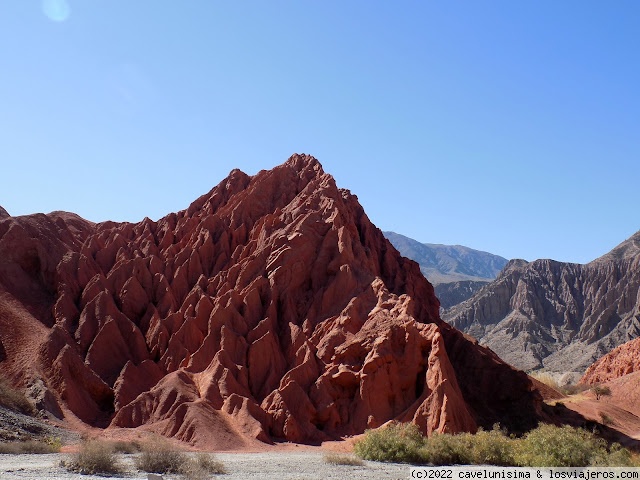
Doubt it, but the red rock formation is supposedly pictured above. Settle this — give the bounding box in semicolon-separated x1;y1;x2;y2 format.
0;155;542;448
581;337;640;385
0;211;93;390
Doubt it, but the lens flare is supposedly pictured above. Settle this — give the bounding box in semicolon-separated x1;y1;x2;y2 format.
42;0;71;22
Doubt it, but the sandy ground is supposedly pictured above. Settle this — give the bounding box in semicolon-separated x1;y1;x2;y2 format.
0;451;409;480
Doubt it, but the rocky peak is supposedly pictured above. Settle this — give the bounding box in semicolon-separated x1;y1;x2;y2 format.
497;259;529;277
284;152;324;174
0;155;542;448
592;231;640;263
0;206;9;218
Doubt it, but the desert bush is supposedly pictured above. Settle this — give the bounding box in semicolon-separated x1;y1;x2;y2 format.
0;438;60;454
355;422;636;467
514;424;638;467
466;426;516;466
514;424;609;467
180;452;227;479
135;439;226;479
46;436;63;452
134;436;190;474
0;377;35;415
63;440;124;475
324;453;364;466
592;385;612;401
354;422;425;463
592;443;636;467
110;440;142;454
599;412;614;426
421;432;474;465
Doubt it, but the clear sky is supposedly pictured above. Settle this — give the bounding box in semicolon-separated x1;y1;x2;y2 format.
1;1;638;264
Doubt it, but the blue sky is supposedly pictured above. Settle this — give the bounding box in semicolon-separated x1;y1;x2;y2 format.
1;1;638;264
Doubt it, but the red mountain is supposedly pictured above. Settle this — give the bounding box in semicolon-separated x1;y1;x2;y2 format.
0;154;542;449
581;337;640;385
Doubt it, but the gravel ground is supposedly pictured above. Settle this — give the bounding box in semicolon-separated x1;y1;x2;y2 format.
0;451;409;479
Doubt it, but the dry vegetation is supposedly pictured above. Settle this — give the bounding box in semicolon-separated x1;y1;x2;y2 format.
180;452;227;480
109;439;142;454
599;412;614;426
529;370;590;396
354;422;638;467
529;371;562;390
60;437;225;478
134;437;226;479
134;437;191;474
62;440;124;475
0;438;61;454
323;452;364;466
592;385;612;400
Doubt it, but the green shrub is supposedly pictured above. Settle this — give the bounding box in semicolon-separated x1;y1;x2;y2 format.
421;432;474;465
354;422;425;463
514;424;638;467
515;424;608;467
592;443;636;467
62;440;124;475
324;453;365;466
0;377;35;416
466;427;516;466
355;422;635;467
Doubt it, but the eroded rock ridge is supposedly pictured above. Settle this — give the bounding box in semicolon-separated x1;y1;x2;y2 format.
0;154;541;448
444;233;640;372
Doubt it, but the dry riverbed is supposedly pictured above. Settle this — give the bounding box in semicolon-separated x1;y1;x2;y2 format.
0;451;409;479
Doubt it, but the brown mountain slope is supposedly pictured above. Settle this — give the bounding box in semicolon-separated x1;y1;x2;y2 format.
0;154;542;448
443;233;640;373
434;280;490;310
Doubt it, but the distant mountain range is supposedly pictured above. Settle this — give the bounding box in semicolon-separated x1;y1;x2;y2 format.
384;232;509;309
383;232;508;284
444;230;640;373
